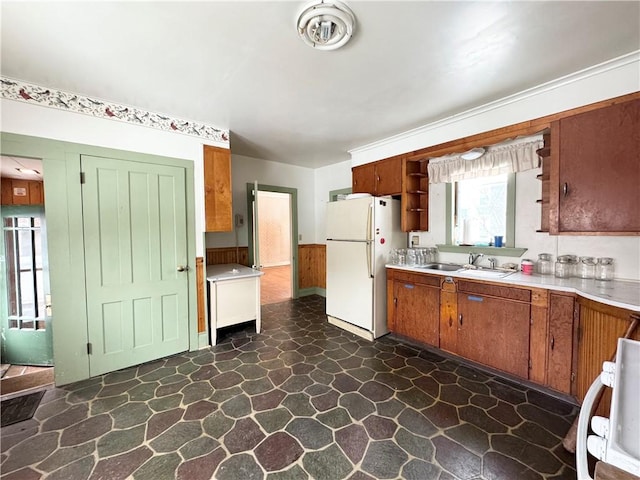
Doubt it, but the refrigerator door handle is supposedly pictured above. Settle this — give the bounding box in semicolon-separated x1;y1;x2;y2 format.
366;203;373;242
366;240;373;278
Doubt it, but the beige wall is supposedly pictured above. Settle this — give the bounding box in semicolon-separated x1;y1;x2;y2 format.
258;191;291;267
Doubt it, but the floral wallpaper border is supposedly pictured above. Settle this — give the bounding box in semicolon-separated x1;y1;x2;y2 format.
1;77;229;145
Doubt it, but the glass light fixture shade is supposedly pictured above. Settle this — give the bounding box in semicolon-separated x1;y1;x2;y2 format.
460;147;486;161
297;1;356;51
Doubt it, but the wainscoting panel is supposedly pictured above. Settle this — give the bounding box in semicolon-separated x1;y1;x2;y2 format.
206;247;250;266
206;244;326;292
298;244;326;290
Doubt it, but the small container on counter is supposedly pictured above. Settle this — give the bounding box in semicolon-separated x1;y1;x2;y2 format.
426;247;438;264
536;253;553;275
596;257;615;281
579;256;597;279
521;259;534;275
555;255;574;278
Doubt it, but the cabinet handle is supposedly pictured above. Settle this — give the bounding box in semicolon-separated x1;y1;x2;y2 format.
449;317;453;327
562;182;568;197
376;175;380;183
551;335;555;350
458;314;463;326
394;297;397;307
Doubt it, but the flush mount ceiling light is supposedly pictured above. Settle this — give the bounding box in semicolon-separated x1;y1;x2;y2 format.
460;147;486;161
16;167;39;175
296;0;356;51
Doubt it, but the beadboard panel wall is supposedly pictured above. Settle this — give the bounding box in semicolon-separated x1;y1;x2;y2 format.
205;244;326;291
298;244;326;290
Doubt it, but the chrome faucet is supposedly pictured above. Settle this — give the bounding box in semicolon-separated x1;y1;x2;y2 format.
488;257;497;269
469;252;484;266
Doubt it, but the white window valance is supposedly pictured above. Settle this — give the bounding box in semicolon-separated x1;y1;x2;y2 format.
427;134;544;184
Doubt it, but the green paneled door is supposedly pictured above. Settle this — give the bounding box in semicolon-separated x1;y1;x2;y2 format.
81;155;190;376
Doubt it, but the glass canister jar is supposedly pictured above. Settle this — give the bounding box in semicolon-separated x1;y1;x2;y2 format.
426;247;438;264
555;255;573;278
536;253;553;275
596;257;615;281
579;256;596;279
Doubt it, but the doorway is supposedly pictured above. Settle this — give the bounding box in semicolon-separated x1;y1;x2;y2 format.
1;156;54;395
1;132;198;386
258;191;292;304
246;184;299;305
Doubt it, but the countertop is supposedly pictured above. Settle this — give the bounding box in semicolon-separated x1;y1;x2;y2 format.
387;264;640;312
206;264;264;282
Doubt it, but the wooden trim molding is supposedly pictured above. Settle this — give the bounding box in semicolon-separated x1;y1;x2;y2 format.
404;91;640;161
196;257;205;333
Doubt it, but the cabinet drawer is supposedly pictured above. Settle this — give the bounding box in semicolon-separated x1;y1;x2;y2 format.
457;280;531;303
392;270;441;288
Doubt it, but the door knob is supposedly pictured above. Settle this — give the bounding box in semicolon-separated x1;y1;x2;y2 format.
177;265;189;272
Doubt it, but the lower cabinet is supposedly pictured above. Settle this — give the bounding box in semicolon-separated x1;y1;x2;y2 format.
386;268;640;404
457;292;531;379
387;270;440;347
575;297;640;416
547;292;576;394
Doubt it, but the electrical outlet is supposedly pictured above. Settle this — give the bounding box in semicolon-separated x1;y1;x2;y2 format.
235;214;244;227
411;235;419;246
299;234;302;241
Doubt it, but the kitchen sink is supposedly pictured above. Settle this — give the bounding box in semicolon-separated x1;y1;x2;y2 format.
417;263;463;272
459;268;515;278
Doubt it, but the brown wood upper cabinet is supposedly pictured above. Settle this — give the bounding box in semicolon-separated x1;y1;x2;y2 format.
352;156;402;196
204;145;233;232
549;97;640;235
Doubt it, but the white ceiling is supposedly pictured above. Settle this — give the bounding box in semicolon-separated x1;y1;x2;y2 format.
1;1;639;169
1;156;43;180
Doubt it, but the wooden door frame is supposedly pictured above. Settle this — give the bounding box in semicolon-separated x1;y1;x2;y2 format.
0;132;197;386
246;183;299;299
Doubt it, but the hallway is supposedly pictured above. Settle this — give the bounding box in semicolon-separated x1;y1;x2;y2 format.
260;265;291;305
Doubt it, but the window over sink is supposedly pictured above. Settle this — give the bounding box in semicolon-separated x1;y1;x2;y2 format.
452;173;513;247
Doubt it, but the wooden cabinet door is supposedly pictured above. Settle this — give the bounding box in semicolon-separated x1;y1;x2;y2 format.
204;145;232;232
551;98;640;234
457;294;530;378
393;280;439;347
375;157;402;196
547;293;575;394
576;298;640;416
439;280;457;353
352;163;375;194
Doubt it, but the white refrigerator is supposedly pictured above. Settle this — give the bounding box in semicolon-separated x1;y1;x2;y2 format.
326;195;404;340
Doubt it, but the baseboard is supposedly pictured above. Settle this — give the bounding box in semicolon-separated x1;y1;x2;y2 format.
198;332;210;349
327;316;374;341
298;287;326;297
0;368;54;396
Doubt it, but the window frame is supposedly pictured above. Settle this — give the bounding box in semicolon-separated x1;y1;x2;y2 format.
438;173;527;257
2;205;47;329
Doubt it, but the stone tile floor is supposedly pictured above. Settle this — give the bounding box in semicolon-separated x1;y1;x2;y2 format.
0;295;578;479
